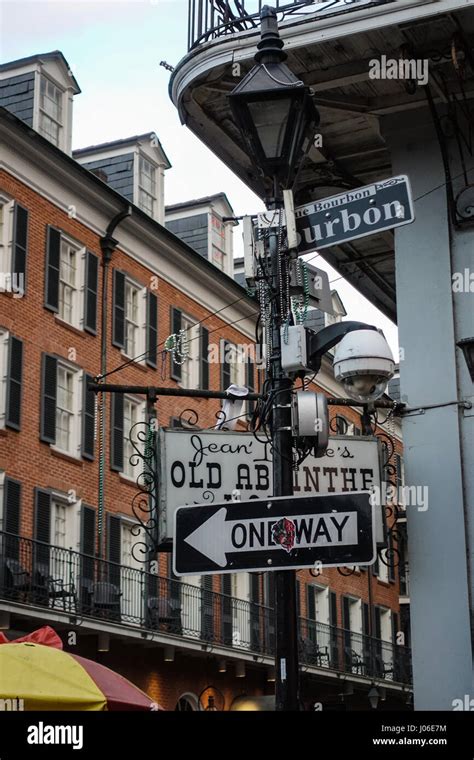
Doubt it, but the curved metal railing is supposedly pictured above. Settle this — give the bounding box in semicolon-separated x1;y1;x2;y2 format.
0;530;412;685
187;0;401;50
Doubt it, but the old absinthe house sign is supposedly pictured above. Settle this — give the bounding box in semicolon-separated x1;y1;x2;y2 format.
159;429;382;541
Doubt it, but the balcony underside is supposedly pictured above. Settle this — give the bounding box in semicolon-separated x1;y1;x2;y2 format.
171;0;474;321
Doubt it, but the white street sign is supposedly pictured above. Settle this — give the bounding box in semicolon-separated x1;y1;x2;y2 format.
159;430;383;542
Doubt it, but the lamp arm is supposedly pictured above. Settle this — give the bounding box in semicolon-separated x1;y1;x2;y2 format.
307;321;378;373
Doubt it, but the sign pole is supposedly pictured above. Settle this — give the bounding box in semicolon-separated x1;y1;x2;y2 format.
268;189;300;712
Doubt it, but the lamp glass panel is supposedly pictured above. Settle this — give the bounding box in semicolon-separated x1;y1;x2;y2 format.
247;98;292;158
466;343;474;368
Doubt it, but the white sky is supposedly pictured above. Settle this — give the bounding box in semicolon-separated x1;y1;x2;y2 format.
1;0;399;354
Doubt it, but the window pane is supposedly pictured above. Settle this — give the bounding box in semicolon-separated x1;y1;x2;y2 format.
180;318;199;389
54;503;67;547
139;157;156;194
56;367;74;451
40;77;62;121
123;399;139;477
39;113;60;145
124;283;139;356
59;242;77;324
138;189;154;216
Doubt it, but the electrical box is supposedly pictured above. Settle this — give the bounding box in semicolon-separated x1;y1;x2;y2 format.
289;260;334;315
291;391;329;457
242;216;267;288
242;215;257;286
283;189;298;250
281;325;308;374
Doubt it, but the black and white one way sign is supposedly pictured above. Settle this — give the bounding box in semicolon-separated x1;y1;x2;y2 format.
173;492;375;575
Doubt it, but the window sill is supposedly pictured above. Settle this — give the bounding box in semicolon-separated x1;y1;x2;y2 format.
50;447;84;467
54;315;86;338
119;472;137;485
0;289;24;300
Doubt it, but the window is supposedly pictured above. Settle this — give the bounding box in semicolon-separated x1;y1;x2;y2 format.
53;501;67;547
121;397;145;479
112;271;148;361
41;491;81;593
211;215;226;271
396;453;405;506
41;356;91;459
59;238;80;325
121;518;144;624
0;200;13;275
230;347;243;387
221;341;246;424
335;415;349;435
306;584;331;656
125;281;140;357
231;572;251;649
342;596;363;670
56;365;76;453
39;76;63;146
179;315;200;390
222;342;244;387
376;606;393;677
138;156;156;217
46;229;97;333
0;199;28;296
175;694;198;712
0;331;9;428
377;548;390;583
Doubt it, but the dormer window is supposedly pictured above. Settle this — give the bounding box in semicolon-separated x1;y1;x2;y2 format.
39;76;63;146
138;156;156;216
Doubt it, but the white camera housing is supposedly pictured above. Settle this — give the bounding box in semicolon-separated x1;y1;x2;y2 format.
333;329;395;402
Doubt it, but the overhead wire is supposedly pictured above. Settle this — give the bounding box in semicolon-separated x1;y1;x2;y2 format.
98;162;473;383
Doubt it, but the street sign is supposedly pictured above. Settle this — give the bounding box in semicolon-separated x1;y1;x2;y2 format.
159;430;383;541
258;175;414;255
173;491;375;575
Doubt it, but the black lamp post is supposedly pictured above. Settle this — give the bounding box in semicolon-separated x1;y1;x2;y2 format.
229;6;320;712
229;5;319;193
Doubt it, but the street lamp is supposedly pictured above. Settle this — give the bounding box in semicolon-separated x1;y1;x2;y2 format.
229;5;319;192
229;4;320;715
368;686;380;709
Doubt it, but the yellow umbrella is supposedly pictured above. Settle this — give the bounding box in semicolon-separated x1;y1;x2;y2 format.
0;642;107;710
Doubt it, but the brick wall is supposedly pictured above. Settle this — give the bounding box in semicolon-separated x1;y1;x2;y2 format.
0;167;406;699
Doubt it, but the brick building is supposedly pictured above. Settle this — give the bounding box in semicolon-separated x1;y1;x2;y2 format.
0;51;410;711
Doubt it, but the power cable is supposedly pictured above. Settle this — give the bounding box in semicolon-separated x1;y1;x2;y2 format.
99;297;257;381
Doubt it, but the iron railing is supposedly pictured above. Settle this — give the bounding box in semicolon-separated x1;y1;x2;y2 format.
187;0;400;50
0;531;411;683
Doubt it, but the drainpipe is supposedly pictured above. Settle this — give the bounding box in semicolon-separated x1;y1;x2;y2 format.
97;207;132;561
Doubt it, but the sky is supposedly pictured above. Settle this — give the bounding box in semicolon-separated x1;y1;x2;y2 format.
1;0;399;353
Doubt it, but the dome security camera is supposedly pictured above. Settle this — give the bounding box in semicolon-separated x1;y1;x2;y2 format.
333;329;395;402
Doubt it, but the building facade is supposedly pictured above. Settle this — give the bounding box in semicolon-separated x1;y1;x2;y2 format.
170;0;474;709
0;50;409;711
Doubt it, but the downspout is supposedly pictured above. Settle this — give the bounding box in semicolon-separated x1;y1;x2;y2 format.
97;207;132;561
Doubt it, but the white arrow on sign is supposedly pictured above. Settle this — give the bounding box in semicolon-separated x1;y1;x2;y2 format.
183;507;358;567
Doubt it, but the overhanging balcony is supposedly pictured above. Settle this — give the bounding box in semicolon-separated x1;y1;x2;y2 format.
171;0;474;321
0;531;411;685
187;0;401;50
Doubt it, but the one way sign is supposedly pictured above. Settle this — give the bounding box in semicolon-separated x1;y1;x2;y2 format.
173;491;375;575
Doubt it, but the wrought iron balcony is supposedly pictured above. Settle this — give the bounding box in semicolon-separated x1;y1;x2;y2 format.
187;0;400;50
0;531;411;684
